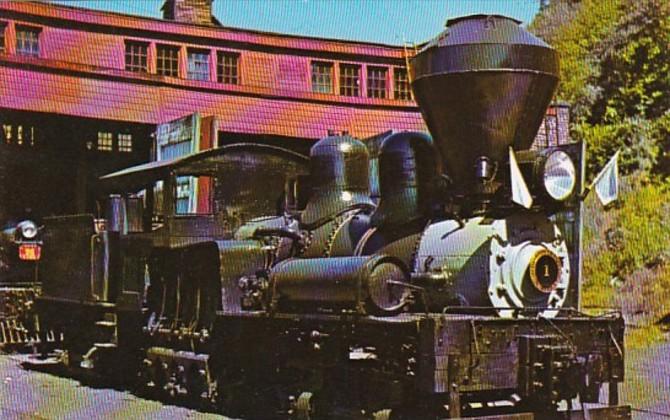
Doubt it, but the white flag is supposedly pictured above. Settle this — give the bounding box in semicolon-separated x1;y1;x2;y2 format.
509;147;533;209
592;151;619;206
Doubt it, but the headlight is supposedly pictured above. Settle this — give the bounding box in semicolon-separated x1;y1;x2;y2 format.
543;151;576;201
17;220;38;240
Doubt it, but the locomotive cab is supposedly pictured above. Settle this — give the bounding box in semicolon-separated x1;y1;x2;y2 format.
35;143;309;377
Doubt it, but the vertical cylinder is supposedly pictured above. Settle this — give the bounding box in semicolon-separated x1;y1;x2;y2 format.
106;194;126;233
125;194;144;233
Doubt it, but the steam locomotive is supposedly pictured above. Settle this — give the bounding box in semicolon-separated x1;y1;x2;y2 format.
0;218;42;346
32;15;628;419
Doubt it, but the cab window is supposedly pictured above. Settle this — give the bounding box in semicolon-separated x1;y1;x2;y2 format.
175;175;214;215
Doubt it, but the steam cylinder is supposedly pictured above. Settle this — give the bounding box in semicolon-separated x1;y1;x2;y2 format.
372;131;438;227
411;15;559;195
355;131;439;268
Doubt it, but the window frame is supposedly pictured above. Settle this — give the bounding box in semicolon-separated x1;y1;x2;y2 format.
156;44;180;77
0;22;7;53
2;124;36;147
187;48;211;82
217;50;240;85
97;131;114;152
311;61;334;94
118;133;133;153
367;66;388;99
125;40;149;73
175;175;214;215
15;25;41;57
2;125;11;144
393;67;412;101
339;63;361;97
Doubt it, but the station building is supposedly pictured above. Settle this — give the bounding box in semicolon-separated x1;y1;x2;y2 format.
0;0;567;220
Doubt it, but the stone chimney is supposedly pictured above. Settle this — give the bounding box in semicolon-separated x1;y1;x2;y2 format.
162;0;218;26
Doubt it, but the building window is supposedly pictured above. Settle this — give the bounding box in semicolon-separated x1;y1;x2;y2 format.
118;133;133;152
2;124;36;146
97;131;113;152
217;51;239;84
394;67;412;100
339;64;360;97
175;175;214;215
2;125;10;143
125;41;148;72
156;44;179;77
16;26;40;57
176;177;191;214
188;49;210;81
311;61;333;94
0;23;6;53
367;66;388;99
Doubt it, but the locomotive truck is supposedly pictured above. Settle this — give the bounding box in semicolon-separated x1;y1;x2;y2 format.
33;15;628;419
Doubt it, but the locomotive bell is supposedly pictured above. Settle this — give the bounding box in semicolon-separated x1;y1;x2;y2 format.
301;134;374;226
372;131;439;227
411;15;559;195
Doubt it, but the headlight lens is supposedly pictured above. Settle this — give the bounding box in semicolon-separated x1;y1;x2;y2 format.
18;220;38;239
543;151;576;201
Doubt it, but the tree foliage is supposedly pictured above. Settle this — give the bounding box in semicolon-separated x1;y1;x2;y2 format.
532;0;670;178
574;118;658;179
590;0;670;124
582;177;670;322
653;111;670;175
537;1;670;332
530;0;624;122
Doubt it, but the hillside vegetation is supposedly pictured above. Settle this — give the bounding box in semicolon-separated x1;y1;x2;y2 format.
531;0;670;344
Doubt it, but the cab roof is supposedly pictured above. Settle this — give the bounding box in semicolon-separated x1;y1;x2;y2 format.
99;143;309;192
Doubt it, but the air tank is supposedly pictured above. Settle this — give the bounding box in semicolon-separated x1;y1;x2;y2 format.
411;15;559;194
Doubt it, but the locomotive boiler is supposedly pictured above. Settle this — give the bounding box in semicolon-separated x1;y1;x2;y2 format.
31;14;629;420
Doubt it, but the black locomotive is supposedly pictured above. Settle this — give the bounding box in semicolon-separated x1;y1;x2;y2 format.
0;219;41;283
0;218;42;346
33;15;629;419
